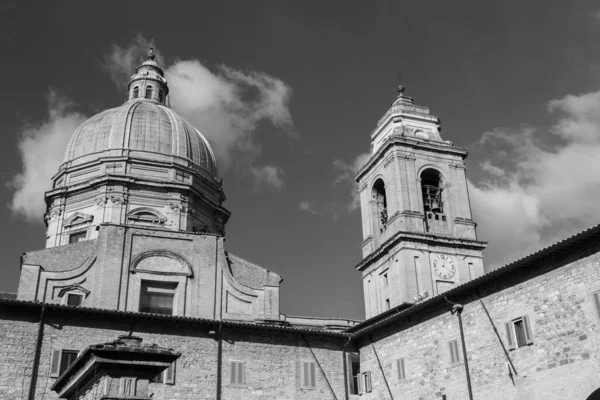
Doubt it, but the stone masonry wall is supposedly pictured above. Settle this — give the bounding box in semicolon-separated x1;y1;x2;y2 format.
358;250;600;400
0;307;348;400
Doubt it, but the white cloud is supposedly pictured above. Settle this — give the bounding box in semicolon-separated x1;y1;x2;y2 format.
333;152;371;212
251;165;286;191
103;35;295;180
470;89;600;269
298;201;319;215
9;90;87;221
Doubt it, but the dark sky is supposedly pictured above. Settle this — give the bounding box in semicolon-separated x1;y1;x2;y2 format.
4;1;600;320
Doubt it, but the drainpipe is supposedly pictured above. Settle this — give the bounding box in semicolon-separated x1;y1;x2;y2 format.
215;323;223;400
29;303;46;400
445;297;473;400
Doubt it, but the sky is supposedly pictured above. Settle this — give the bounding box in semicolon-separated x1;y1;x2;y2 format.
4;0;600;320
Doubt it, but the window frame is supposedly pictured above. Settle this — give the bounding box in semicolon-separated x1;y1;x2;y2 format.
50;348;79;378
151;361;176;385
505;315;534;350
139;281;177;316
66;293;83;307
397;357;406;381
592;291;600;322
68;230;88;244
448;339;461;366
300;361;317;390
229;360;245;387
145;86;153;99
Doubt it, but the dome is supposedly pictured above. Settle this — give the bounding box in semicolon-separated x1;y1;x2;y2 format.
62;100;218;179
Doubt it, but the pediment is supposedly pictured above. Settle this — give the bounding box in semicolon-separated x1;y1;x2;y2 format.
127;207;167;224
64;212;94;228
130;250;193;277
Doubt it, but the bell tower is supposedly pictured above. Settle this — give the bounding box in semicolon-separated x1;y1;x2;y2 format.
355;85;486;319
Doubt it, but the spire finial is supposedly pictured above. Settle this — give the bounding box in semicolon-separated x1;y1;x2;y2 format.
148;34;156;60
396;70;405;94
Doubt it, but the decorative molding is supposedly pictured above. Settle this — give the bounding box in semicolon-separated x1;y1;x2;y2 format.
130;250;193;277
63;212;94;228
127;207;167;225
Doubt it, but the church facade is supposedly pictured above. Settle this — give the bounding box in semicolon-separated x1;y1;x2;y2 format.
1;50;599;400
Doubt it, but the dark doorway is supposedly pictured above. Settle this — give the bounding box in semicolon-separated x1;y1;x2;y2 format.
587;388;600;400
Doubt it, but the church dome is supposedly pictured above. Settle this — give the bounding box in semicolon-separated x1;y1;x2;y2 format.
62;100;218;179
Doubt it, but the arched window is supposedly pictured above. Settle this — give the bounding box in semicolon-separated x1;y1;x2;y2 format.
145;86;152;99
372;179;388;229
133;86;139;98
421;168;444;216
158;90;164;103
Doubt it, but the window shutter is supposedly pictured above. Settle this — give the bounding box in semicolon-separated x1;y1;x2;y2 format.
50;349;62;378
357;373;364;394
593;292;600;321
230;362;237;385
310;362;316;388
346;354;355;394
238;362;245;385
523;315;534;345
165;361;175;384
454;341;461;362
505;322;515;350
397;358;406;380
365;371;372;393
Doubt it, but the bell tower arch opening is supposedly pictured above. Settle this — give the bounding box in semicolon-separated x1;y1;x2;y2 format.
372;178;388;233
420;168;447;233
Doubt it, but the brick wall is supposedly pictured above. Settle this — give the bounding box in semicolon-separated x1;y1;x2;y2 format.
357;250;600;400
0;306;349;400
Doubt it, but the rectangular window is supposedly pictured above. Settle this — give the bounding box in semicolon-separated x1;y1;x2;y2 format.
383;273;388;286
301;361;317;389
230;361;245;386
66;293;83;306
151;361;176;384
50;349;79;378
139;281;176;315
69;231;87;244
145;87;152;99
397;358;406;380
505;315;533;350
593;292;600;322
346;353;360;395
449;339;461;365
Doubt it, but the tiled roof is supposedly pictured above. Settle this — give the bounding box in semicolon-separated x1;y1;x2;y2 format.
0;292;16;301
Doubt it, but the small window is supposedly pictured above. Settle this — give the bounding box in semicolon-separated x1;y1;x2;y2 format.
593;291;600;322
145;86;152;99
449;339;461;365
230;361;245;386
301;361;316;389
158;90;164;103
397;358;406;380
66;293;83;307
50;349;79;378
383;273;388;286
133;86;139;98
385;299;390;310
139;281;176;315
505;316;533;349
346;353;360;395
69;231;87;244
152;361;176;384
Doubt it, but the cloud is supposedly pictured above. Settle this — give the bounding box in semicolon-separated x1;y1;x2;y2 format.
298;201;340;220
9;90;87;221
333;152;371;212
298;201;319;215
103;35;295;182
251;165;285;191
470;89;600;269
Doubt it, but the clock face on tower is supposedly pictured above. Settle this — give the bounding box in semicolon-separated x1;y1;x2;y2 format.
433;254;456;280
